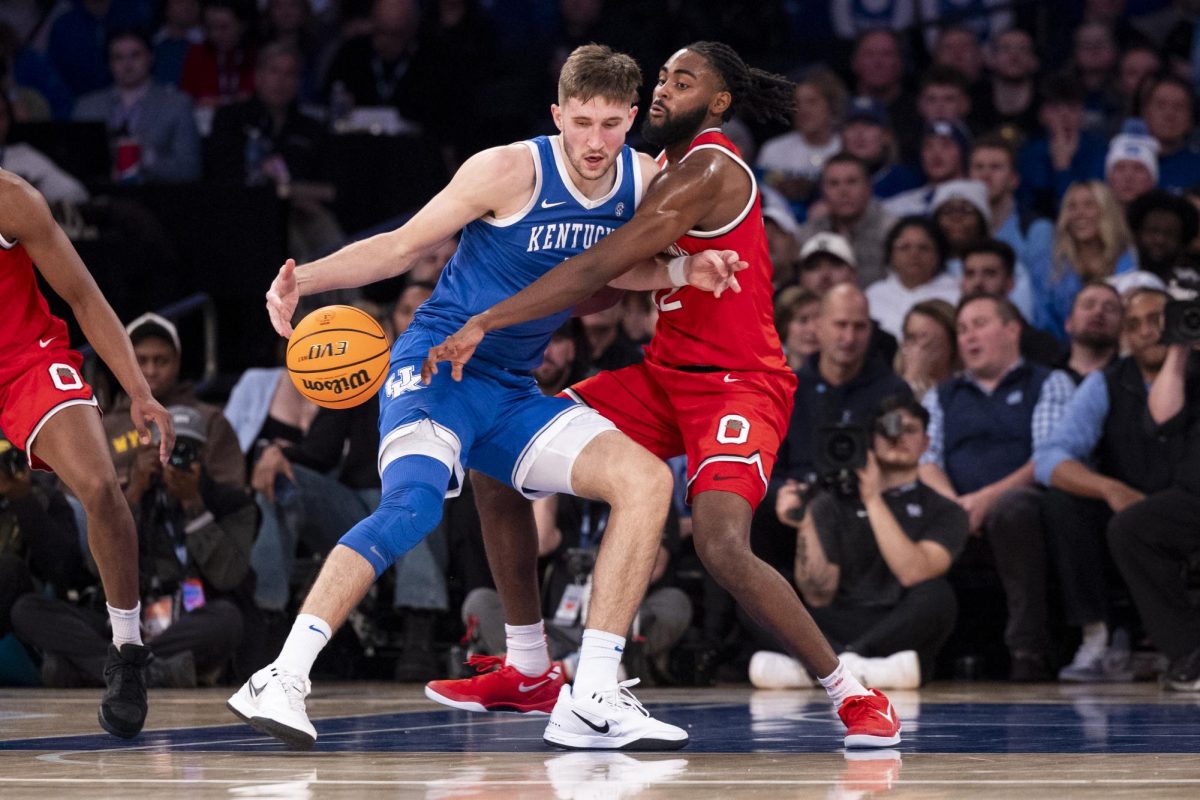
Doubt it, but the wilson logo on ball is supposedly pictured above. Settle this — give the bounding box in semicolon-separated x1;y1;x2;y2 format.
286;305;389;409
301;369;371;395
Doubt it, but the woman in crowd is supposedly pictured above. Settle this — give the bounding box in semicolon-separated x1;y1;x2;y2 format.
865;216;961;339
1038;180;1136;340
895;299;959;397
774;287;821;371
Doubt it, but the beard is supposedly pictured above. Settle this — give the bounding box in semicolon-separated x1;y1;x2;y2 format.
1074;329;1118;350
641;103;710;148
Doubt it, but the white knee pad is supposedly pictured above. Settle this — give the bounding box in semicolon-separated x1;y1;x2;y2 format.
378;418;465;497
513;405;617;499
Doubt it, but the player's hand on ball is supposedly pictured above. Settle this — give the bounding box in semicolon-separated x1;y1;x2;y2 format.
685;250;746;298
422;317;485;383
130;395;175;464
266;259;300;337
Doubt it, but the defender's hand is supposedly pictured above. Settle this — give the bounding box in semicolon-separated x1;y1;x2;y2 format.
422;317;485;384
131;395;174;464
684;250;746;298
266;259;300;338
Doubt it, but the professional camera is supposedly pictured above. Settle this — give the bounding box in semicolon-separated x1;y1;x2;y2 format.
1163;299;1200;345
168;438;202;470
813;423;869;497
564;547;597;581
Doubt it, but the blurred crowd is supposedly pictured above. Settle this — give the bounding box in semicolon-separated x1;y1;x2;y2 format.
2;0;1200;693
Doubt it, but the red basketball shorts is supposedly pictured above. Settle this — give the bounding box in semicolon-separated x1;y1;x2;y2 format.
0;346;97;469
565;360;796;508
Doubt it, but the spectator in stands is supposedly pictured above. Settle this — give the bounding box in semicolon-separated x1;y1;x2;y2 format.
933;27;985;90
153;0;204;87
797;153;895;287
775;284;913;483
932;178;1037;320
762;204;801;288
579;302;643;376
1069;21;1121;134
0;436;88;643
13;405;252;688
755;395;968;689
74;30;201;184
1039;181;1136;340
262;0;323;103
1140;74;1200;193
796;233;858;297
180;0;257;108
895;299;959;398
775;287;821;372
620;291;656;346
107;313;244;488
1105;119;1159;210
920;294;1074;680
0;93;89;204
534;319;589;396
322;0;439;129
1036;288;1173;682
207;42;341;262
896;66;972;164
1108;339;1200;693
757;66;847;217
0;22;69;121
866;216;961;339
1126;189;1200;287
46;0;152;99
849;30;919;147
1115;44;1161;124
1060;281;1122;382
970;135;1055;296
1017;75;1107;217
961;239;1065;367
976;28;1040;138
838;96;922;200
884;120;971;218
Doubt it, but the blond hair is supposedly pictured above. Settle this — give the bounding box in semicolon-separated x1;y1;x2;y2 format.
558;44;642;107
1052;181;1132;281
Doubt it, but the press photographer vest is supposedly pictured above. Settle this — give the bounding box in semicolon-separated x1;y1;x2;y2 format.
1096;357;1179;494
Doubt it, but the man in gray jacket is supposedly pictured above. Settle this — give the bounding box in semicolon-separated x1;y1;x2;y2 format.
74;29;200;184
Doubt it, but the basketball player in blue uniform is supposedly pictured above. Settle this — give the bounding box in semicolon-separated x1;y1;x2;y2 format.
227;45;741;751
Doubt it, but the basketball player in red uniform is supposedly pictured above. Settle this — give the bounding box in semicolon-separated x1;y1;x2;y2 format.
423;43;901;748
0;170;174;738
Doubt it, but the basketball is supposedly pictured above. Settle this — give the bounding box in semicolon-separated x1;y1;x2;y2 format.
286;305;389;409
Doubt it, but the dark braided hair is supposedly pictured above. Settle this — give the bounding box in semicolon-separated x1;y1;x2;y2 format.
685;41;796;125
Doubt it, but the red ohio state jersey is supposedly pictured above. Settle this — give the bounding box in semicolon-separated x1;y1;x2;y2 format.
0;234;69;354
645;129;789;376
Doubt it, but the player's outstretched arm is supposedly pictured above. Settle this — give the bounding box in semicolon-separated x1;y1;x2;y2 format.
0;174;175;462
265;144;537;336
421;155;728;381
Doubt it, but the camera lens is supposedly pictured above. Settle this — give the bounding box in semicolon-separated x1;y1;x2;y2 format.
1183;307;1200;337
826;432;856;465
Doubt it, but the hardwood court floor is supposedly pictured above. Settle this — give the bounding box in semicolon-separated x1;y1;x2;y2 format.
2;682;1199;797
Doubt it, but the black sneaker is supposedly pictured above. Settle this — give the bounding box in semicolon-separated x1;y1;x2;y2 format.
99;643;151;739
1167;647;1200;692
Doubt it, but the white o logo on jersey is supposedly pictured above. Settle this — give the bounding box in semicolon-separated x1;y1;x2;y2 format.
49;363;83;391
716;414;750;444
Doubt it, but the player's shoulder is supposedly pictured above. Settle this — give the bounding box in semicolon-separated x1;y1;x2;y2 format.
0;170;44;237
0;169;38;205
635;150;661;184
459;142;537;182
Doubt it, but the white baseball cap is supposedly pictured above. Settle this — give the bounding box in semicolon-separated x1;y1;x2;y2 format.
799;232;857;268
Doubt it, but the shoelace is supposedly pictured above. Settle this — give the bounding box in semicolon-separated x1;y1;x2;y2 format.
104;654;144;695
464;654;505;673
274;668;312;713
594;678;650;718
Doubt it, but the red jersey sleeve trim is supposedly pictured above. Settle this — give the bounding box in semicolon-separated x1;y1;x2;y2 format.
678;143;758;239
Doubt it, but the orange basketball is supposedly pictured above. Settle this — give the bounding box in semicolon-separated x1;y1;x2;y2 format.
286;305;389;409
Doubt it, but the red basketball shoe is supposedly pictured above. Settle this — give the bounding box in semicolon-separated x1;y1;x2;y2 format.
837;689;902;748
425;655;563;715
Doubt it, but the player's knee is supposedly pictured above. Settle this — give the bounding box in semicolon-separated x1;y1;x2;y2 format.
338;482;444;578
609;452;672;508
72;471;124;517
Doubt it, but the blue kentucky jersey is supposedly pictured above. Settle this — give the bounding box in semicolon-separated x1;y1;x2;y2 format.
411;135;642;372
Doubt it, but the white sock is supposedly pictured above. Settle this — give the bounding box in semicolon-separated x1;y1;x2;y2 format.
107;603;142;647
1079;621;1108;658
572;629;625;697
818;659;870;708
504;621;551;677
275;614;332;678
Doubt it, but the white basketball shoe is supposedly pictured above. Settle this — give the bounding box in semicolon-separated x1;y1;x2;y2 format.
543;680;689;751
227;663;317;750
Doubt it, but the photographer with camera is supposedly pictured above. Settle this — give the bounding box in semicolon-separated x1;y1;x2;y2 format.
0;436;88;647
12;406;254;687
919;294;1075;680
1107;308;1200;692
752;397;967;689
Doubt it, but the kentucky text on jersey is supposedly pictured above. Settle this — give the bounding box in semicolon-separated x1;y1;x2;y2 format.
526;223;616;253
